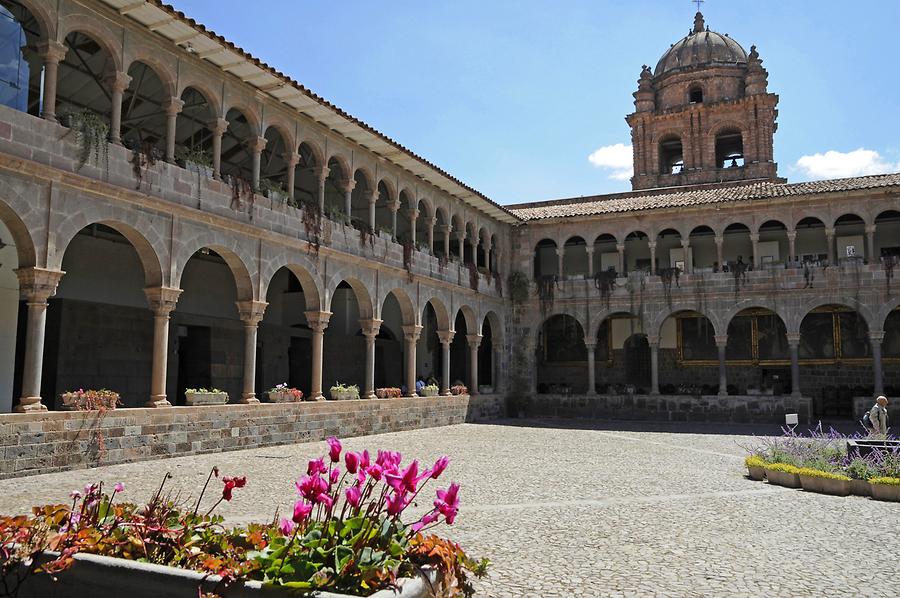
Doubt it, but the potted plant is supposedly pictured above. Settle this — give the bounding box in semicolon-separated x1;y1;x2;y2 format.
184;387;228;406
449;384;468;396
176;147;213;178
419;384;439;397
764;462;801;488
329;382;360;401
265;383;304;403
796;468;851;496
846;457;875;497
61;109;110;171
375;387;401;399
259;178;289;203
58;389;121;411
869;477;900;502
744;455;767;481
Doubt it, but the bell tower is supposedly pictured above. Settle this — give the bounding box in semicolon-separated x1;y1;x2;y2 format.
626;12;781;191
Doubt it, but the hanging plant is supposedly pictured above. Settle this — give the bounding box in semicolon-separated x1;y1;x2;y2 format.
803;262;815;289
229;175;254;212
175;146;212;203
658;267;680;308
492;270;503;296
62;109;109;176
438;254;449;272
883;256;895;299
593;270;617;309
259;178;289;203
536;275;559;315
353;218;375;251
126;139;161;191
507;271;530;305
731;261;749;298
467;262;479;291
302;200;323;257
625;271;647;335
694;271;706;315
402;239;414;280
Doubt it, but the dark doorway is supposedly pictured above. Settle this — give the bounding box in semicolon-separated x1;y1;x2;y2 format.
176;325;211;406
624;334;650;387
288;336;312;394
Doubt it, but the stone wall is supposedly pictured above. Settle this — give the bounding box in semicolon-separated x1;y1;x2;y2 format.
0;395;504;479
517;393;812;424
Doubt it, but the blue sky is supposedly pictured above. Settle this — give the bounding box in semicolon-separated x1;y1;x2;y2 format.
178;1;900;205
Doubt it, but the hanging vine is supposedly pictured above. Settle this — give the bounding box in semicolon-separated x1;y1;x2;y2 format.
694;271;707;316
593;270;617;309
229;175;254;212
508;271;530;305
883;256;895;299
302;200;323;257
536;275;559;315
62;109;109;177
402;240;415;281
658;267;680;308
175;146;212;203
355;219;375;251
127;140;161;191
803;262;815;289
492;270;503;297
467;261;479;291
731;261;749;299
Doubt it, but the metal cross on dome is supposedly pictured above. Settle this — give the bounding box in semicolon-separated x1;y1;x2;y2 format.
694;0;704;11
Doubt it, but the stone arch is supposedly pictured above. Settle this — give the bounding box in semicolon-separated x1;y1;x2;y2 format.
651;304;722;338
297;137;325;167
454;304;478;334
589;308;641;342
790;298;875;335
175;80;221;116
353;166;376;193
375;177;397;204
715;217;753;237
59;20;123;73
0;196;37;269
422;295;451;332
123;54;176;99
379;287;417;326
874;297;900;332
481;310;505;343
530;309;588;340
325;274;374;321
6;0;55;41
758;218;788;233
325;152;352;182
593;230;622;245
721;300;789;333
258;250;322;311
416;195;434;219
790;212;828;231
222;101;260;134
172;233;256;302
261;117;296;152
832;211;868;228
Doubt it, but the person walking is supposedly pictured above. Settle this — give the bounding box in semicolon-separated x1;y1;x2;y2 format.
866;395;889;436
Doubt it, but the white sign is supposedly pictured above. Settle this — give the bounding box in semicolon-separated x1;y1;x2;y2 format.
785;413;799;426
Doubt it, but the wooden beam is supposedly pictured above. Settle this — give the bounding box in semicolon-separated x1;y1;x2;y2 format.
118;2;146;15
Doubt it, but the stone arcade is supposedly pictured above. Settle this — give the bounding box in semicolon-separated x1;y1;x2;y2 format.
0;2;897;455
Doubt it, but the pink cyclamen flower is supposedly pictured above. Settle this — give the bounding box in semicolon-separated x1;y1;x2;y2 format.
385;490;409;517
69;490;82;500
434;482;461;524
307;457;327;476
344;451;360;474
326;436;342;463
386;460;420;494
359;450;371;470
411;511;440;533
429;456;450;480
114;482;125;493
279;517;296;536
345;485;362;509
366;463;384;481
292;500;313;524
296;474;329;502
330;467;340;485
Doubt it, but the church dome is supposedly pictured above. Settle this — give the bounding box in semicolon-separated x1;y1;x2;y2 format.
654;12;748;76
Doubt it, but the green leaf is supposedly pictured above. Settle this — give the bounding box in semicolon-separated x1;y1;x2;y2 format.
334;545;354;571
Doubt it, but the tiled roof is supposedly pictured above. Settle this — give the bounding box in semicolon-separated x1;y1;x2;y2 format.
508;173;900;221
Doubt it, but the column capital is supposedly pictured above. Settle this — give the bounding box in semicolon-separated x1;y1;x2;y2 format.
585;246;595;255
408;208;420;220
402;324;423;342
388;199;401;213
313;166;330;183
824;227;835;237
364;189;378;204
236;300;268;325
786;230;797;241
340;178;357;194
15;267;64;303
437;329;455;345
648;241;657;250
786;332;801;347
428;216;437;227
615;243;625;252
584;341;597;351
714;334;728;348
37;40;67;63
247;135;267;154
680;238;690;247
749;233;760;243
284;151;301;167
437;224;452;234
452;230;466;241
104;70;132;93
865;224;877;234
714;235;724;245
466;333;483;348
208;118;229;134
144;286;182;316
162;97;184;116
646;335;660;348
360;318;383;338
868;330;886;343
305;310;332;332
555;247;565;257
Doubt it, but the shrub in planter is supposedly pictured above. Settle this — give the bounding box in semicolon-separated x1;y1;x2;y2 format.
58;389;120;411
184;388;228;406
420;384;440;397
764;463;802;488
449;385;468;396
375;387;402;399
796;468;851;496
869;476;900;502
0;438;488;597
329;383;360;401
744;455;767;481
265;383;304;403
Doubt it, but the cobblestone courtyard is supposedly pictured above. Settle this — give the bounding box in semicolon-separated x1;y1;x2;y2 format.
0;420;896;597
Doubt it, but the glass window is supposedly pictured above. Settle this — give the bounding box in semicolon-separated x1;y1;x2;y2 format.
0;6;29;112
680;317;716;361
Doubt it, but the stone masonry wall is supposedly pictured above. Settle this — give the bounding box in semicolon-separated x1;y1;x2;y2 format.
0;395;505;479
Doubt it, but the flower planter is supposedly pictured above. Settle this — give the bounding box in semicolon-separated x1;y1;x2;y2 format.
849;479;872;497
265;189;289;204
9;551;440;598
871;483;900;502
746;465;766;481
184;391;228;406
419;386;440;397
765;468;801;488
329;388;360;401
58;391;120;411
184;160;213;179
798;474;823;493
265;391;303;403
375;388;401;399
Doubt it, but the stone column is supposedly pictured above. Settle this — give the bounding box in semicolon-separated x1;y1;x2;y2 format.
236;300;268;403
248;136;267;191
105;71;132;145
526;336;538;395
455;231;466;261
586;246;595;277
648;241;657;275
439;224;451;258
360;319;382;400
144;286;182;407
402;325;422;397
365;189;378;230
749;233;760;268
209;118;228;179
787;231;797;265
314;166;330;213
467;334;482;395
715;334;728;396
470;238;479;266
437;330;454;395
715;236;724;270
14;268;65;412
616;243;626;275
305;311;332;401
870;330;885;397
585;342;597;395
681;239;692;274
284;152;300;202
342;179;356;221
390;200;400;239
409;209;419;245
787;332;801;398
648;335;660;395
161;97;184;163
865;225;876;262
427;217;437;255
825;228;836;265
38;41;67;122
556;247;565;278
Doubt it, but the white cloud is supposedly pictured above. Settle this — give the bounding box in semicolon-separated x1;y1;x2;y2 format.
795;148;900;180
588;143;633;181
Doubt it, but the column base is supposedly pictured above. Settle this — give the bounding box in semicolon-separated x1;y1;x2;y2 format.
240;393;260;404
650;390;660;396
310;393;325;401
791;391;802;399
145;396;172;408
15;397;47;413
586;390;597;397
441;390;451;396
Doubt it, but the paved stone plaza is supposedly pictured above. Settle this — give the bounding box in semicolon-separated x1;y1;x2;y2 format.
0;420;896;597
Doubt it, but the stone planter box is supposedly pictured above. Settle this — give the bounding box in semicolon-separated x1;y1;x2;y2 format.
184;391;228;406
849;479;872;497
765;469;801;488
265;390;303;403
419;386;440;397
184;161;213;179
871;483;900;502
746;465;766;481
9;551;440;598
799;475;850;496
375;388;402;399
329;387;360;401
265;189;289;204
57;392;119;411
